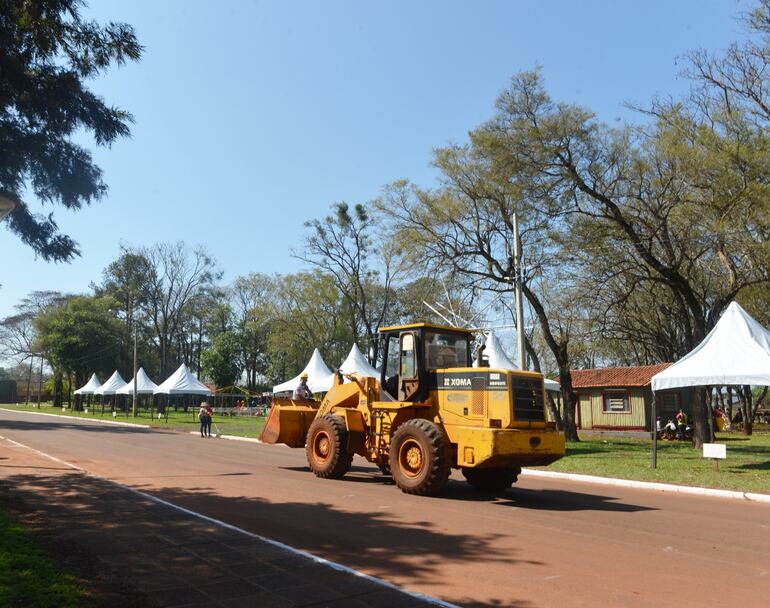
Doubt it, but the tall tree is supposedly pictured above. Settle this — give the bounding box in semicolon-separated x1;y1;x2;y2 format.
137;242;221;377
480;71;770;446
300;202;405;360
93;249;154;374
230;273;276;390
33;295;122;406
200;331;242;389
265;271;356;383
0;0;142;260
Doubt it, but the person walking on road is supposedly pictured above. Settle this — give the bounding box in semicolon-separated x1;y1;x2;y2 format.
199;402;212;437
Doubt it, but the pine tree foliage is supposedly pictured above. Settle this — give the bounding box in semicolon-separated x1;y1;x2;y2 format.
0;0;141;261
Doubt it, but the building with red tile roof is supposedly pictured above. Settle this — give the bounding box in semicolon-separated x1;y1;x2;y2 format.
569;364;691;431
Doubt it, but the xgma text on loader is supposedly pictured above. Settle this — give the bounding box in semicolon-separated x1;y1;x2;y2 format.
260;323;565;496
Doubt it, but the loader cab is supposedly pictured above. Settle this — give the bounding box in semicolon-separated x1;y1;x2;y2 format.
378;323;473;403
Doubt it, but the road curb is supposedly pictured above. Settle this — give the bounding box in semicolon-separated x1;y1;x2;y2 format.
521;469;770;503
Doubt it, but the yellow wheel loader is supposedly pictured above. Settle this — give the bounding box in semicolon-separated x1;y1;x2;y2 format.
260;323;565;496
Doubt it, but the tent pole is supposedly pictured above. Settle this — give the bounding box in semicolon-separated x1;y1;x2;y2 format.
651;391;657;469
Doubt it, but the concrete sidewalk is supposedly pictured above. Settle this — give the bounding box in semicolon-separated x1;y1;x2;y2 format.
0;439;449;608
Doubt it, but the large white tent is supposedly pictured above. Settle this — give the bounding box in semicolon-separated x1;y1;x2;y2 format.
154;363;211;395
74;373;101;395
273;348;333;394
117;367;158;395
93;371;127;396
481;330;561;392
651;301;770;391
314;344;380;393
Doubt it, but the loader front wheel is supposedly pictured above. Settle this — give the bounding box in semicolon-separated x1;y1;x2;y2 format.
462;467;521;492
390;419;450;496
306;415;353;479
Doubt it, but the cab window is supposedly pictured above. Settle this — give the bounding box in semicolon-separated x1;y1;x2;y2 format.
384;335;399;379
425;331;469;370
400;333;416;378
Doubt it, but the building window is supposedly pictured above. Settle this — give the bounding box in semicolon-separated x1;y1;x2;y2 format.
659;392;680;414
602;392;630;413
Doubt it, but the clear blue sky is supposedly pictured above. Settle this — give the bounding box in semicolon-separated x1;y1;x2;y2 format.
0;0;748;320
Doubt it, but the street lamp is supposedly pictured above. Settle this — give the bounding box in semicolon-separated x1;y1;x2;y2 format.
0;191;19;221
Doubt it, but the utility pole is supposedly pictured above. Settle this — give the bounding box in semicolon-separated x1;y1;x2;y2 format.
513;211;526;370
132;322;138;417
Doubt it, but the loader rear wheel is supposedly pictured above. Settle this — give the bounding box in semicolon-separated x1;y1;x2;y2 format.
306;415;353;479
389;419;450;496
462;467;521;492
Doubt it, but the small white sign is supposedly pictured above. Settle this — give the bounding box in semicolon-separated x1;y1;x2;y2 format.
703;443;726;459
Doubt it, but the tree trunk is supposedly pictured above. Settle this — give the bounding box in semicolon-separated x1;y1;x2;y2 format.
522;285;578;441
26;359;32;405
559;366;579;441
741;385;753;436
753;386;769;424
726;386;734;422
525;334;564;429
691;387;712;448
716;386;725;411
53;371;63;408
546;392;564;431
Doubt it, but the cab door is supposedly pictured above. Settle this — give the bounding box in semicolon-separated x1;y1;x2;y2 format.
398;332;421;401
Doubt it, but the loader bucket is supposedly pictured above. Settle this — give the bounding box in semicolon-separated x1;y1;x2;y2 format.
259;397;320;448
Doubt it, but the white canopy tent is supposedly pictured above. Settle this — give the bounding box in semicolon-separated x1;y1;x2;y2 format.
651;302;770;391
74;373;101;395
314;344;380;393
481;330;561;392
154;364;211;395
117;367;159;395
272;348;333;394
93;371;127;396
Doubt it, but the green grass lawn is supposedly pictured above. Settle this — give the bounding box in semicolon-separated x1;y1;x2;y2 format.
0;509;87;607
0;402;266;438
540;431;770;495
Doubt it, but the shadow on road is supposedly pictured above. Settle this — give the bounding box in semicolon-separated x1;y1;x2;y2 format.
279;464;656;513
1;470;538;608
0;418;155;435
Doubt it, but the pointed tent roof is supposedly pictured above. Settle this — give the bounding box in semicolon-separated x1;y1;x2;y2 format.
485;330;517;370
314;344;380;393
93;371;127;395
479;331;561;392
154;363;212;395
117;367;159;395
273;348;333;394
651;302;770;391
74;373;101;395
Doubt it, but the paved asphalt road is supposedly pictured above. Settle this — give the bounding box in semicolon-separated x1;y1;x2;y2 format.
1;409;768;608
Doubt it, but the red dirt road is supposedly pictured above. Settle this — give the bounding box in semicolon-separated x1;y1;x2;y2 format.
1;409;768;608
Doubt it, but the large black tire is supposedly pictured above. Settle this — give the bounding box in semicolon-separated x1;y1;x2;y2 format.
306;415;353;479
389;419;450;496
462;467;521;492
